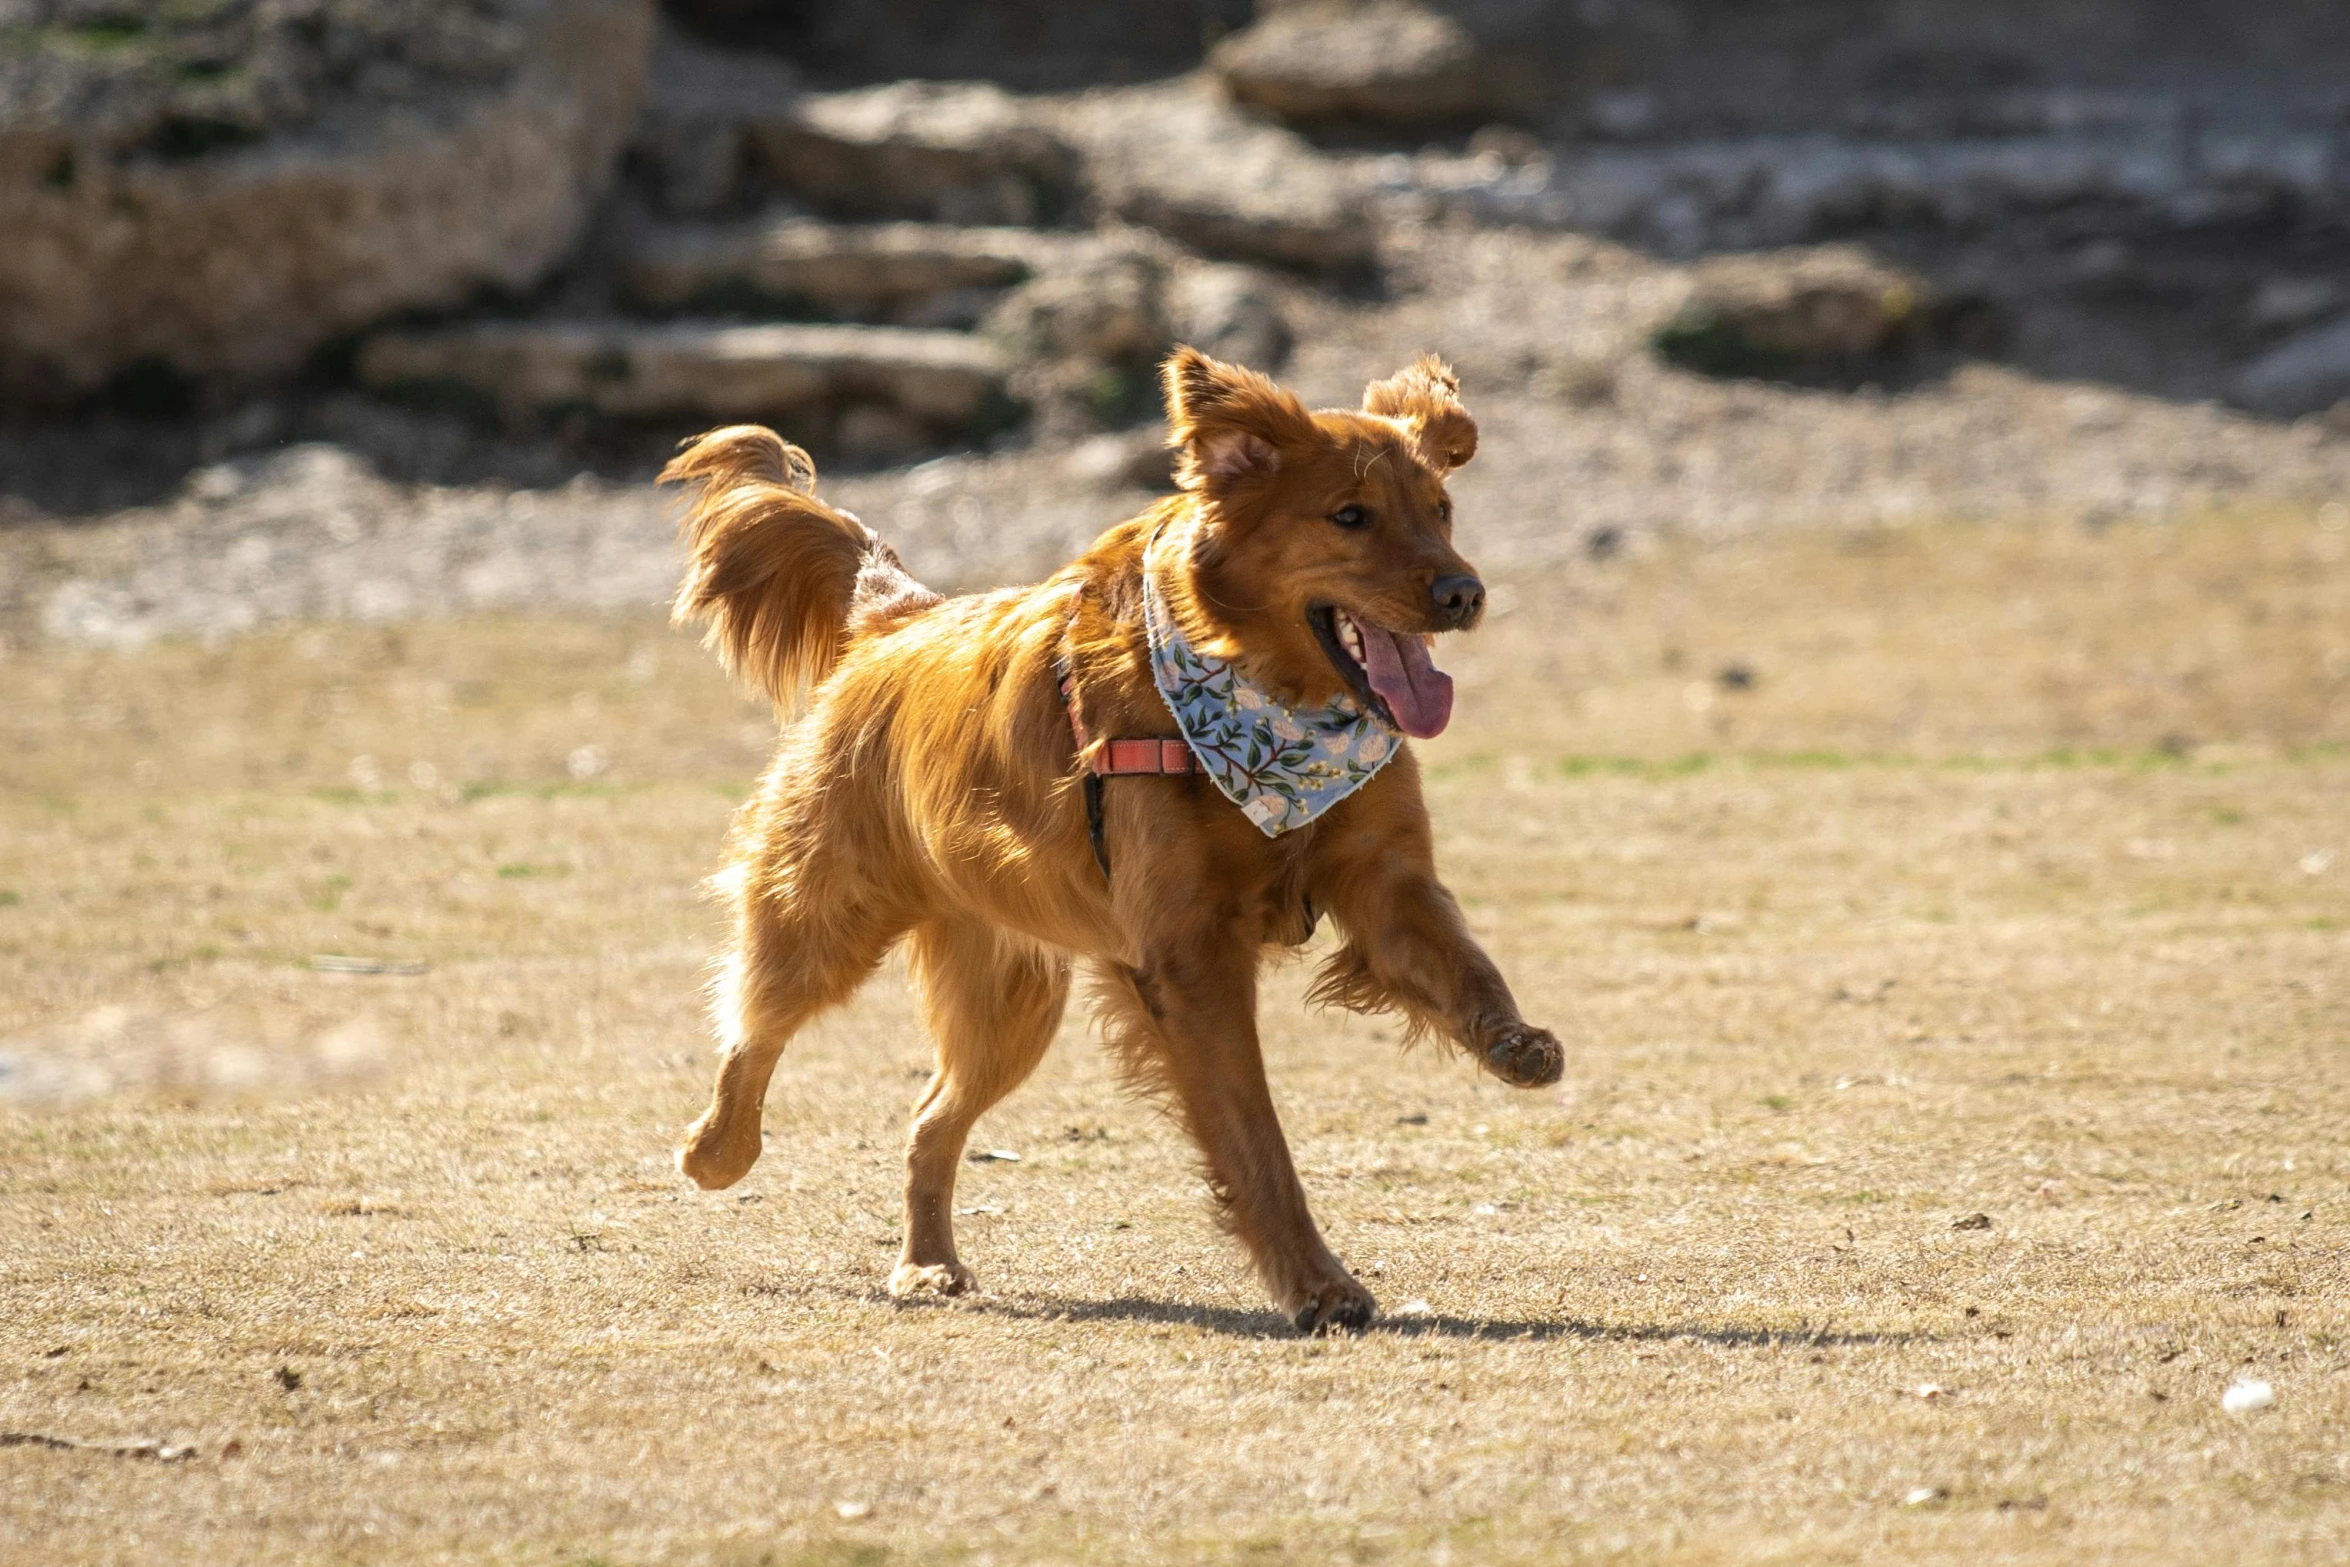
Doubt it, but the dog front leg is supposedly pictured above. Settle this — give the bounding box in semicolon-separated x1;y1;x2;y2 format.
1098;944;1375;1333
1313;866;1564;1090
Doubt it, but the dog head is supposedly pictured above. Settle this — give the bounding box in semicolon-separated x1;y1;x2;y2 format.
1161;347;1482;739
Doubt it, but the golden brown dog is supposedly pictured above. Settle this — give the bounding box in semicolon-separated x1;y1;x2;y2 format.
665;347;1561;1332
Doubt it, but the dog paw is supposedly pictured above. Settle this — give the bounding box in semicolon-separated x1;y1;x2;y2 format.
1481;1023;1564;1088
1289;1278;1376;1336
677;1109;763;1190
889;1260;977;1299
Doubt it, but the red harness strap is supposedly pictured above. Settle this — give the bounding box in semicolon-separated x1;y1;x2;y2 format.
1057;670;1196;776
1057;657;1195;885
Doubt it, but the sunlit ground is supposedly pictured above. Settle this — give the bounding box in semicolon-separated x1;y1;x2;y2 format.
3;506;2346;1565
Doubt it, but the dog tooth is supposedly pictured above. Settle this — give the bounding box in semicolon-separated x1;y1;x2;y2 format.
1335;610;1366;663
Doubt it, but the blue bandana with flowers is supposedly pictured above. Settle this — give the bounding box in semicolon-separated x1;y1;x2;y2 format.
1141;565;1403;837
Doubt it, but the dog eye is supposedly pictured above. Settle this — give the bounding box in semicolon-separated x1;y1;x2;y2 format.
1329;504;1370;529
1436;496;1453;522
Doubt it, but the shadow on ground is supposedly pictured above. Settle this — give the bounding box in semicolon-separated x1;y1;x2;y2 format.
893;1289;1926;1347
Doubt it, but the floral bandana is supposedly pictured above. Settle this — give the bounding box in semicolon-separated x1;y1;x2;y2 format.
1141;560;1402;837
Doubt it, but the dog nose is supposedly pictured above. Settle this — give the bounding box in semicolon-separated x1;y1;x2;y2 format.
1429;573;1485;628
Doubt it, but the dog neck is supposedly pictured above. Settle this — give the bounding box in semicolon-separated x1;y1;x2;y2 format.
1138;537;1404;839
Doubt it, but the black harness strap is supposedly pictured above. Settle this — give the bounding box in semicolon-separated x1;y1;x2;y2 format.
1083;771;1111;882
1056;647;1115;883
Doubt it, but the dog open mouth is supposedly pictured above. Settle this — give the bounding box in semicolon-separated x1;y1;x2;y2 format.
1309;605;1455;739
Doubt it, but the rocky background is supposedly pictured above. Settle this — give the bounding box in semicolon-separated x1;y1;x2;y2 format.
4;0;2350;645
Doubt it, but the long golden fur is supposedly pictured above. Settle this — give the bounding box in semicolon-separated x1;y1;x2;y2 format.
664;348;1561;1332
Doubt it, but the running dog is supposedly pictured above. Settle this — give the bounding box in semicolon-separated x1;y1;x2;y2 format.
665;347;1562;1332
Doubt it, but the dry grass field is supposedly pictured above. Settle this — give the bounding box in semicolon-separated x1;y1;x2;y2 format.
3;504;2347;1565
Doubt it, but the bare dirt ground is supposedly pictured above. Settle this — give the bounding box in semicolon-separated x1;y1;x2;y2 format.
3;504;2345;1564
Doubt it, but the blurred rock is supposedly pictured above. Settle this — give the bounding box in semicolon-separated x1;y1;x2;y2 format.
983;249;1170;369
749;80;1080;226
1410;116;2350;254
1652;247;1975;377
982;244;1173;437
1167;264;1292;370
0;0;655;407
1060;83;1374;275
2234;314;2350;417
633;19;805;216
2246;278;2346;335
1211;2;1511;129
357;320;1009;435
624;218;1092;325
1064;426;1176;491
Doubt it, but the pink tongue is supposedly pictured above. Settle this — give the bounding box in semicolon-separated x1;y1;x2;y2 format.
1356;621;1454;739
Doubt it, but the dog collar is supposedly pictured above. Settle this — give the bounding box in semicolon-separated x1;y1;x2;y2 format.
1140;556;1403;837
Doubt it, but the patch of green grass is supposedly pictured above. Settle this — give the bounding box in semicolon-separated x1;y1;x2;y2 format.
45;17;148;53
1650;305;1802;380
1554;756;1651;778
496;863;565;879
0;891;19;907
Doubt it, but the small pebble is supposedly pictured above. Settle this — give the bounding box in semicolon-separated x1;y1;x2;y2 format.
2222;1379;2275;1414
1901;1486;1946;1507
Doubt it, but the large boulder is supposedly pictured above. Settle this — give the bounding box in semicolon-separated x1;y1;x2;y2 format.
981;241;1175;435
1057;83;1374;275
356;319;1010;444
2234;313;2350;417
982;249;1170;369
1167;263;1292;371
1649;247;1990;378
747;80;1080;226
1211;1;1520;129
0;0;656;408
623;218;1094;327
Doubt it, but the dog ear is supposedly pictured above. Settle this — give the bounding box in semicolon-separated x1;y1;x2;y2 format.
1163;346;1315;491
1362;354;1478;471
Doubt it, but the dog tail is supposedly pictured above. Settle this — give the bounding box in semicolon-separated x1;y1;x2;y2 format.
661;425;933;707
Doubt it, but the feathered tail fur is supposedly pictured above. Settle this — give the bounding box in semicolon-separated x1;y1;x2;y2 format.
661;425;935;706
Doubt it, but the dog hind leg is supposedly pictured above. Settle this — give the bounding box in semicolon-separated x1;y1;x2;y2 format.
678;886;902;1190
891;919;1069;1297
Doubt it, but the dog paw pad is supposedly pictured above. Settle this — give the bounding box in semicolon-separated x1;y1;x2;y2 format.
1484;1025;1564;1088
1291;1283;1376;1335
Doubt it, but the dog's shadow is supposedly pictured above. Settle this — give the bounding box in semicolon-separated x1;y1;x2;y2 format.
897;1290;1920;1347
